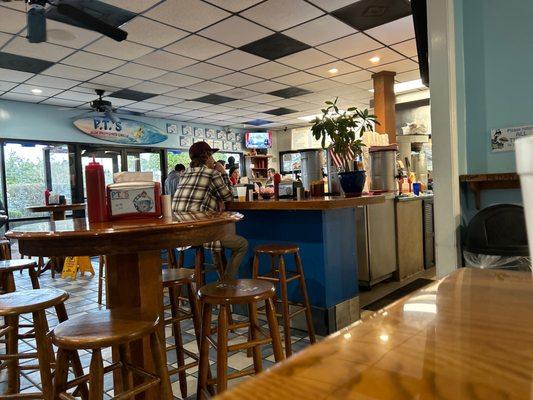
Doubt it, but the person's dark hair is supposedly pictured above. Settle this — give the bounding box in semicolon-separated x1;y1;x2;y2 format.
190;152;211;168
217;160;226;166
267;167;276;174
229;166;239;176
227;156;235;165
175;164;186;172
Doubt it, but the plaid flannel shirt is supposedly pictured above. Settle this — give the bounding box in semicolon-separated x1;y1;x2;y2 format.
172;166;233;251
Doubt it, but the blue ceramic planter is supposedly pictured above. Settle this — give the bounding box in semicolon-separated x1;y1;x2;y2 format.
339;171;366;196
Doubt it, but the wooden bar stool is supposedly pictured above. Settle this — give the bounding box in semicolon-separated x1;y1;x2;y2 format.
197;279;285;399
0;259;40;294
0;239;11;260
97;255;106;305
162;268;202;398
51;309;172;400
0;289;87;399
252;244;316;357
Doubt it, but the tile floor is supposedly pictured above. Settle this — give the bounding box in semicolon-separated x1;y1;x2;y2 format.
0;257;314;399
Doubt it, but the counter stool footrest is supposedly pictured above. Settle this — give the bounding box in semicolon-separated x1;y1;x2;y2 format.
0;393;46;399
206;367;256;386
168;360;199;376
228;337;271;352
257;272;301;283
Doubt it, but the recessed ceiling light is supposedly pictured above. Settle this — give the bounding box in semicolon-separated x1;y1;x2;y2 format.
369;79;425;94
328;68;339;74
369;56;381;63
31;88;43;95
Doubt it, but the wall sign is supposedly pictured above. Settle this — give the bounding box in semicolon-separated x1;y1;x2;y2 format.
491;125;533;152
73;117;167;145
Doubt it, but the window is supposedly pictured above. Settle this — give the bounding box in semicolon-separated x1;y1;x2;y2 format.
167;150;191;172
127;151;162;182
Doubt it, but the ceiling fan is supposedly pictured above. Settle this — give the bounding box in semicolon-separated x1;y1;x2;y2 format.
1;0;135;43
74;89;141;124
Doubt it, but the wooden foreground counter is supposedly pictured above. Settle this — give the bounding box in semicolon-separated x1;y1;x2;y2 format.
217;268;533;399
225;195;384;211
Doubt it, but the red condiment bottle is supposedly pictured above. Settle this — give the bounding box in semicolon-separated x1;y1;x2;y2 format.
44;189;50;205
85;157;108;223
273;172;281;200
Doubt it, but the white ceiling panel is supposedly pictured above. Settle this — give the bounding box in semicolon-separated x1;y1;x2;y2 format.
331;69;372;84
145;95;182;106
274;71;321;85
266;98;302;107
164;35;231;61
369;58;418;74
209;50;267;71
242;62;297;79
112;63;167;80
28;20;101;49
121;101;162;111
124;17;188;48
243;103;275;112
153;72;203;87
0;7;26;34
89;73;142;89
178;100;211;109
354;79;374;90
307;0;357;12
391;39;418;58
284;15;356;46
79;82;121;94
177;63;232;80
199;16;273;47
25;75;80;90
366;16;415;45
134;50;197;71
300;79;344;91
55;90;98;102
396;70;422;82
3;37;75;62
181;109;213;118
346;48;404;69
224;108;255;116
157;106;190;114
306;61;360;78
129;81;174;94
11;84;62;97
246;94;283;103
204;0;263;12
187;81;234;94
103;97;137;107
241;0;323;31
0;68;34;83
0;81;17;92
101;0;161;13
278;48;336;70
40;98;85;108
1;92;47;103
218;88;257;99
42;64;102;81
318;33;382;59
213;72;262;87
165;88;206;99
85;38;152;61
61;51;126;72
223;99;257;108
244;80;287;93
144;0;231;33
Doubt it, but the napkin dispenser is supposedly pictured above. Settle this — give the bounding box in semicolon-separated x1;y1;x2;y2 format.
278;181;303;198
107;181;161;220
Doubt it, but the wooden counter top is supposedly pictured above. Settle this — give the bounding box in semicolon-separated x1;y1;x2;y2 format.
225;195;384;211
216;268;533;399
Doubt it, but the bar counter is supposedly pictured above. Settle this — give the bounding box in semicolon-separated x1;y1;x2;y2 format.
225;195;384;211
217;268;533;399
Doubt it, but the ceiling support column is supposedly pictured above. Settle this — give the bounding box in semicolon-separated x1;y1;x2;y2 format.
372;71;396;144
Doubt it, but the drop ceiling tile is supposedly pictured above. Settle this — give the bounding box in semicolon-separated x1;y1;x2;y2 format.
391;39;418;58
332;0;411;31
144;0;231;33
134;51;197;71
365;16;415;45
266;98;302;107
3;37;74;62
103;96;137;107
224;108;256;116
124;16;188;48
307;0;357;12
346;48;404;69
89;74;142;89
284;15;356;46
242;62;297;79
101;0;161;13
213;72;262;86
178;100;211;109
1;92;47;103
79;83;121;94
224;99;257;108
42;64;102;81
111;89;157;101
241;0;323;31
210;114;235;121
204;0;262;12
369;58;418;74
273;71;321;85
243;103;276;112
11;84;61;97
246;94;283;103
307;61;360;78
239;33;310;60
396;70;422;82
178;63;232;80
0;81;17;92
121;101;161;111
25;75;80;90
0;7;26;33
144;95;180;106
187;81;234;94
192;94;237;105
157;106;190;114
209;50;268;71
61;51;126;72
331;69;372;84
354;79;374;90
85;38;152;61
181;109;214;118
245;119;273;126
0;32;10;47
164;35;231;61
244;81;287;93
55;90;99;102
145;111;174;118
0;68;34;83
129;82;174;95
278;48;336;70
318;33;381;59
112;63;167;80
300;79;344;92
217;88;258;99
199;16;272;48
153;73;203;87
166;88;206;99
268;86;313;98
40;98;85;108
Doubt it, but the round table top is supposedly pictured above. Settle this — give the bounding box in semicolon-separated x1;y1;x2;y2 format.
26;203;86;213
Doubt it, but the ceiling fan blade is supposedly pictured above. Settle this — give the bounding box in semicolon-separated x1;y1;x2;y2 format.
105;109;121;124
55;2;128;41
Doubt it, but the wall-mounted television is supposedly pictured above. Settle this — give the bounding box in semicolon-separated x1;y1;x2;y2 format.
245;131;272;149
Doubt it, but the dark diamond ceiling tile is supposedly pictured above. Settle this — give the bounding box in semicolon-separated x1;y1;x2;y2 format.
193;94;236;105
0;52;54;74
246;119;272;126
333;0;411;31
264;107;298;116
111;89;157;101
268;86;312;98
240;33;310;60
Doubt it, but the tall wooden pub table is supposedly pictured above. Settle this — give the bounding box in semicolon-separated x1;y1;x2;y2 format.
6;211;242;399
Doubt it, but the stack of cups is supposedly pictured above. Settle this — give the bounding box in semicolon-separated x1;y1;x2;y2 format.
515;136;533;258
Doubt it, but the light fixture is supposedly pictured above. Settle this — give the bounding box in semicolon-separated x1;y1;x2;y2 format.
379;334;389;343
31;88;43;95
368;79;425;94
369;56;381;63
328;67;339;74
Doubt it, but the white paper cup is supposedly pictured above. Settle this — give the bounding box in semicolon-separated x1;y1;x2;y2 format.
161;194;172;217
236;186;247;202
515;136;533;257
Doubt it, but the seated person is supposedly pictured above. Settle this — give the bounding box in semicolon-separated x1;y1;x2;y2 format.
164;163;185;196
266;167;276;186
172;142;248;280
229;166;240;185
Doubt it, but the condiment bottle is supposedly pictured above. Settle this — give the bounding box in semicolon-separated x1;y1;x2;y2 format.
273;173;281;200
44;188;50;205
85;157;108;223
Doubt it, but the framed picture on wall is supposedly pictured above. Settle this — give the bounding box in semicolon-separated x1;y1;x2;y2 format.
193;138;206;143
235;133;242;142
206;140;215;147
223;141;233;151
182;125;193;136
233;142;242;151
216;129;226;140
180;136;193;147
194;127;205;138
166;123;178;134
226;131;236;141
213;140;223;149
205;128;216;139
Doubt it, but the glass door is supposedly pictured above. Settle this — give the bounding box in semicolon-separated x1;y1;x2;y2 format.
81;147;122;197
126;150;163;183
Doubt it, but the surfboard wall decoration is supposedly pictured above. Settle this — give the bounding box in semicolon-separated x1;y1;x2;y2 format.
73;117;168;145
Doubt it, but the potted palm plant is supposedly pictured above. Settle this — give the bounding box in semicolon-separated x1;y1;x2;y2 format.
311;98;378;196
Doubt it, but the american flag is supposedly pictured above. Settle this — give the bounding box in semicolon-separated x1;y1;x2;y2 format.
329;147;355;168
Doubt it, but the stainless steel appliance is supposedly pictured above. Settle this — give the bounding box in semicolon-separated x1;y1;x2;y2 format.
369;145;398;192
326;150;342;195
422;196;435;268
300;149;324;191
